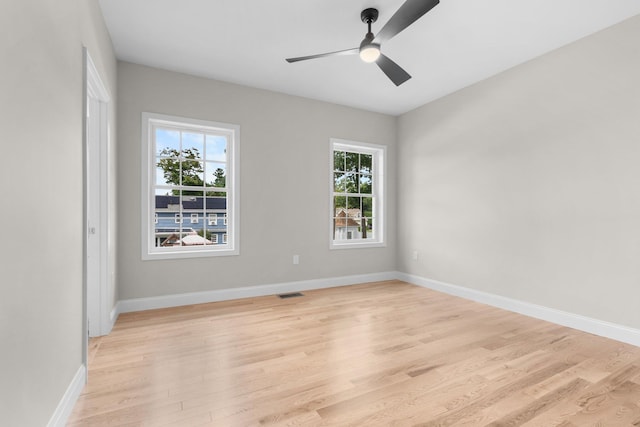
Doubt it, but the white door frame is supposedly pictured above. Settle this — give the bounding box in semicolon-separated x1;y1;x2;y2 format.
83;48;111;363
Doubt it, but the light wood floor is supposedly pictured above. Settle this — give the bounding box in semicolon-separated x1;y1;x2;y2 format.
69;281;640;426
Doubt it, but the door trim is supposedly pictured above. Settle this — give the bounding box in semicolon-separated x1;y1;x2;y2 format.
83;48;112;370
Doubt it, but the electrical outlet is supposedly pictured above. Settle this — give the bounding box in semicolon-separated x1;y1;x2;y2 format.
293;255;300;265
412;250;419;261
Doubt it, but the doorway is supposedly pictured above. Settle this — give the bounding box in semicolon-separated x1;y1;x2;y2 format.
83;49;111;368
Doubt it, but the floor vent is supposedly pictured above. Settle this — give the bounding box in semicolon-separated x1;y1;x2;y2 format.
278;292;304;299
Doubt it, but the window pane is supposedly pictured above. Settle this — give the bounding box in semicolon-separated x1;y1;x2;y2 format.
156;157;181;187
155;188;176;197
362;217;373;239
189;208;214;246
346;196;360;210
360;154;372;174
205;196;226;219
181;132;204;159
180;192;202;211
334;198;362;241
362;197;373;218
333;151;345;172
156;128;180;157
181;160;204;188
154;206;180;248
206;135;227;161
345;152;358;172
334;172;345;192
160;233;180;247
359;174;372;194
344;173;357;194
205;163;226;188
196;228;215;245
155;165;174;187
205;194;227;244
179;192;206;246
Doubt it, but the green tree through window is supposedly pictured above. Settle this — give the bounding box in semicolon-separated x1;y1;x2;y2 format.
156;148;226;196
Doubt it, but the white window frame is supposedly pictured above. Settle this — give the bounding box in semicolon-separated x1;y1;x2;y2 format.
141;112;240;259
208;214;217;226
211;234;218;244
190;213;198;224
174;213;182;224
329;138;386;250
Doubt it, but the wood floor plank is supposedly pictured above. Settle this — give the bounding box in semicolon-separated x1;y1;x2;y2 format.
484;378;591;426
69;280;640;426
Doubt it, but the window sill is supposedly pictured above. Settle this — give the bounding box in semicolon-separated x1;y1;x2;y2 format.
142;247;239;260
330;241;386;250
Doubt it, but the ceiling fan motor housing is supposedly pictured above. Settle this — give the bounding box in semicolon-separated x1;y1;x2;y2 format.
361;8;379;24
359;8;381;62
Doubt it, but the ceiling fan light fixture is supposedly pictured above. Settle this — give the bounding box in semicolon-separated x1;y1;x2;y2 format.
359;43;381;63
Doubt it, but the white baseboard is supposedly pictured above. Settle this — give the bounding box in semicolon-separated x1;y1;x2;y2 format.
397;272;640;348
112;270;640;348
116;271;397;314
47;364;86;427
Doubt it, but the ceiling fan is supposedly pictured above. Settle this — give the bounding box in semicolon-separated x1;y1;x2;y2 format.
285;0;440;86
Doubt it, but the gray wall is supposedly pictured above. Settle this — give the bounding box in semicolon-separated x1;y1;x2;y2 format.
117;62;396;300
0;0;116;425
2;3;637;424
397;15;640;330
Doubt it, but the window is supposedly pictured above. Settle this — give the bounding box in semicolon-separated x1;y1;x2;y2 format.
330;138;385;249
223;233;228;244
142;112;239;259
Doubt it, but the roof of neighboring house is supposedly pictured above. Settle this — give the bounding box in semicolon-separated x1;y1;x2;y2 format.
156;195;226;210
335;217;360;228
335;208;361;217
335;209;362;228
180;234;213;246
159;232;214;246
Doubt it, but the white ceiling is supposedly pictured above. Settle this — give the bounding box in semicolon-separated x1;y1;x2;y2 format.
98;0;640;116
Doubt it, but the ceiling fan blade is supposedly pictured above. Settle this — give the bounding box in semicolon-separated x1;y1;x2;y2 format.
286;48;358;63
376;54;411;86
374;0;439;44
